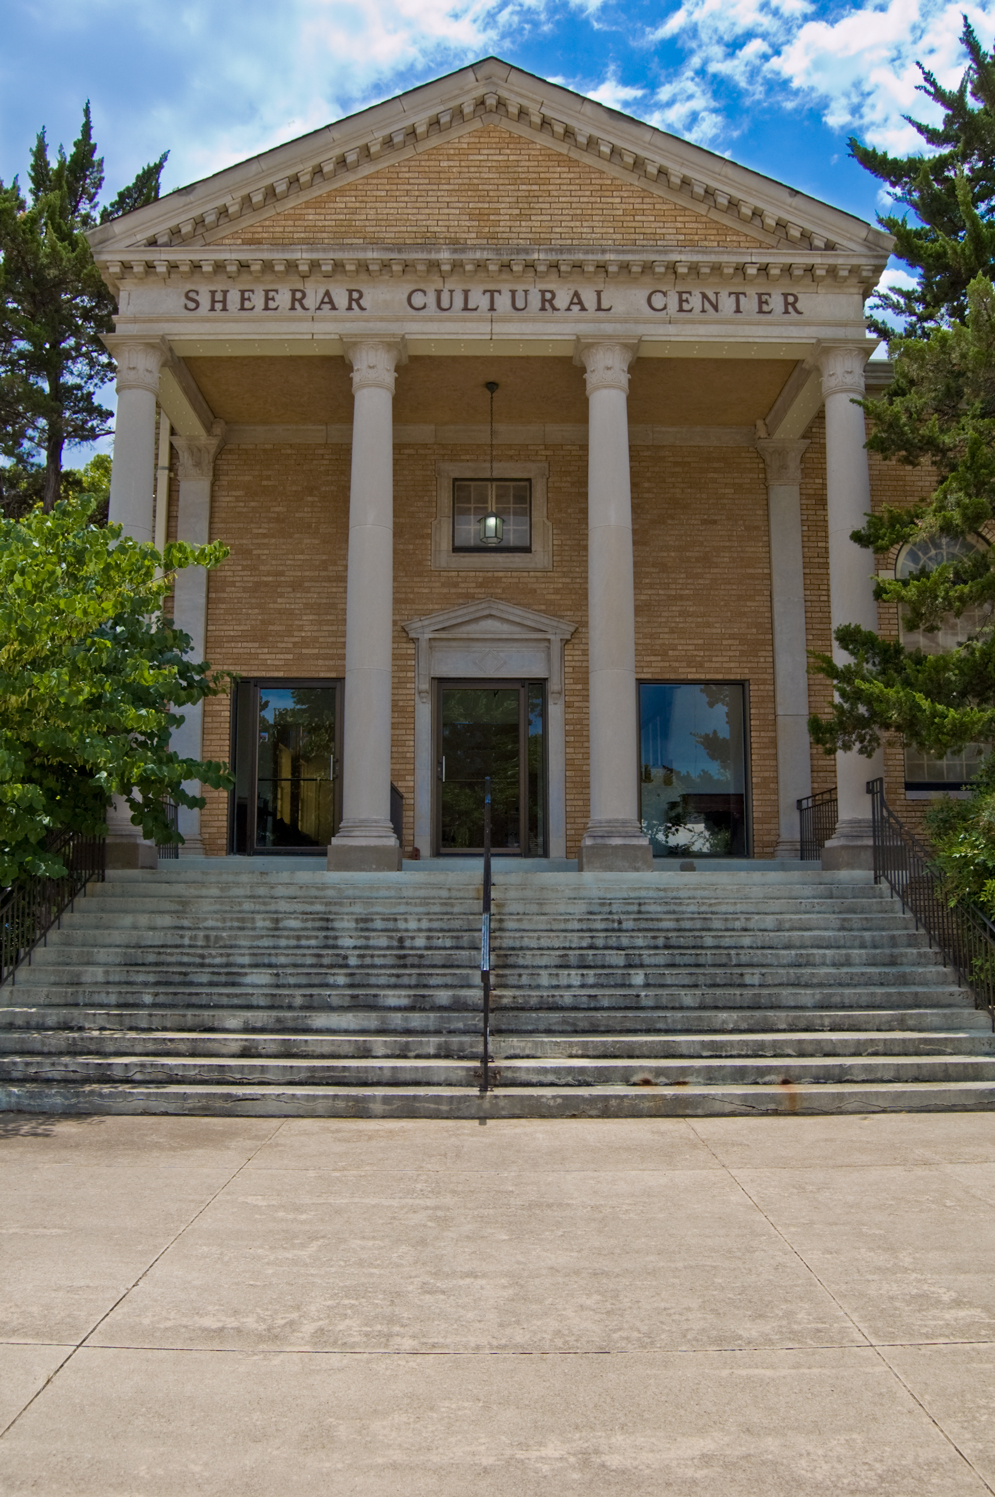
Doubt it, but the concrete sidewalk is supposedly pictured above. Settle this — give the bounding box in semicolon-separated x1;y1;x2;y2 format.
1;1113;994;1494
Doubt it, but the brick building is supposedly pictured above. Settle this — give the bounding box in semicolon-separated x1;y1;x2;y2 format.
88;57;925;873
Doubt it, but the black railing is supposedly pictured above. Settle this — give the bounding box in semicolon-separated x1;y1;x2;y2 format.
867;777;995;1025
0;829;106;989
797;787;838;861
390;782;404;849
477;775;494;1094
156;799;180;859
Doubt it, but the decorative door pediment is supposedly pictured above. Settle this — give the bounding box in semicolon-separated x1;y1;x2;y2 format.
403;598;577;703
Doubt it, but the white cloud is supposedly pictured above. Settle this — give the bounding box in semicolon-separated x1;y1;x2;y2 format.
585;76;648;112
647;0;995;151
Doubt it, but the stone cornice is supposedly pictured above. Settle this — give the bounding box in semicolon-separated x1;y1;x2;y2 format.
87;59;893;268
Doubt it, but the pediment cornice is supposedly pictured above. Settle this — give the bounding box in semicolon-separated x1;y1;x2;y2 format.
88;58;893;270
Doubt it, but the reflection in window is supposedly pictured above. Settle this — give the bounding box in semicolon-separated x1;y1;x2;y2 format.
639;683;748;857
453;480;531;550
896;536;990;787
256;688;337;848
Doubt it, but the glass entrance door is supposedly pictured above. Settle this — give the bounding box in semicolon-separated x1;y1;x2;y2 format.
435;681;546;856
229;681;341;854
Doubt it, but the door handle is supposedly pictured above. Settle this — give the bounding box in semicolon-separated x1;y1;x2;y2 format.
438;757;446;782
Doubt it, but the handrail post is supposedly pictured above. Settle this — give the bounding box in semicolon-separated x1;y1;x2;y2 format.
479;775;492;1094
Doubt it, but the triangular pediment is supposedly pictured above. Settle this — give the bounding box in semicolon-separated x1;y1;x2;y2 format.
88;59;892;266
404;597;577;643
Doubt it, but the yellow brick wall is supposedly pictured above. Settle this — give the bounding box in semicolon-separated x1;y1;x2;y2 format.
197;438;783;858
217;125;760;250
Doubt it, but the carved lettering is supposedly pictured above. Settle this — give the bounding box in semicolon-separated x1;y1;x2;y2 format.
263;288;279;310
289;289;307;311
595;290;612;312
647;289;667;311
539;289;558;311
730;291;747;313
700;291;720;313
435;288;454;311
407;288;427;310
482;288;501;311
209;288;229;312
756;292;773;315
184;288;200;311
238;288;255;311
346;288;366;311
677;290;693;312
462;289;479;311
315;289;337;311
564;290;587;312
782;292;802;315
510;289;528;311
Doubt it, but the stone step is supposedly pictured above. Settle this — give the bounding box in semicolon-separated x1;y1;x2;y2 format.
1;1029;991;1061
3;1079;993;1117
3;1052;995;1088
60;911;917;934
0;1005;985;1034
41;928;931;956
5;980;964;1009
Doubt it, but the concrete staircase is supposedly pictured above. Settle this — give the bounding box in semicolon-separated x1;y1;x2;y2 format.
1;863;993;1116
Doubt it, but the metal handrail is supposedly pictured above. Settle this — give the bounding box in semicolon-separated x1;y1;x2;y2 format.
797;787;838;861
156;799;180;859
0;828;106;988
478;775;494;1094
867;776;995;1026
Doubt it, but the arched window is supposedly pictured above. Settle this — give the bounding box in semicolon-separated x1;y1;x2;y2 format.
895;535;990;789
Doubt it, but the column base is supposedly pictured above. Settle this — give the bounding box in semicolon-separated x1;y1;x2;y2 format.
773;838;802;860
105;837;158;871
578;820;653;873
178;837;206;858
327;820;402;873
821;817;875;872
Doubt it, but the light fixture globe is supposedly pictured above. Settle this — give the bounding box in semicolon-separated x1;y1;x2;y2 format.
479;511;504;546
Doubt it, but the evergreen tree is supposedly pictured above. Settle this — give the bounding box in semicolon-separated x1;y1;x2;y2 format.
851;17;995;338
0;107;167;513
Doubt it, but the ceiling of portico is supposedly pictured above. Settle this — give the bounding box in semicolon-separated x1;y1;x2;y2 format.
184;354;799;428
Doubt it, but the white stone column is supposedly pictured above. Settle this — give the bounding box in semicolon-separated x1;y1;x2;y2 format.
757;439;812;858
575;340;652;872
818;344;884;870
170;425;226;857
104;338;166;869
328;339;406;872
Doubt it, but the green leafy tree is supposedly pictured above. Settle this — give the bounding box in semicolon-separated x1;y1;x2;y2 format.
0;105;167;513
851;18;995;338
0;495;232;884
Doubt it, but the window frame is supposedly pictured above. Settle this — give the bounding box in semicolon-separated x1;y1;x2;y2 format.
451;477;534;554
431;461;552;571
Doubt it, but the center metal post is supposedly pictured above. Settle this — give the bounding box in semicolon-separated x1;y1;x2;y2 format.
479;774;493;1093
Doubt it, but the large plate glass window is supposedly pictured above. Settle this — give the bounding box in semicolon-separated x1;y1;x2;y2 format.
452;480;531;551
229;680;341;854
639;682;749;858
896;537;990;790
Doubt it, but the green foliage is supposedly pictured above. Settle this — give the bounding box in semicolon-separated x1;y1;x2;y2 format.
850;18;995;337
0;105;167;513
922;754;995;914
809;276;995;760
0;496;232;884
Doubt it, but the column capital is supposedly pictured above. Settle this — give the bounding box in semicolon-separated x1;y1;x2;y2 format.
817;343;870;399
344;338;407;394
755;438;810;487
105;336;168;396
171;421;227;482
574;339;640;396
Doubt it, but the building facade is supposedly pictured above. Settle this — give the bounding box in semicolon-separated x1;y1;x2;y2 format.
89;58;916;873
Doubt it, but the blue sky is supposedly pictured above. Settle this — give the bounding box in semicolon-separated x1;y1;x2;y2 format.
2;0;993;458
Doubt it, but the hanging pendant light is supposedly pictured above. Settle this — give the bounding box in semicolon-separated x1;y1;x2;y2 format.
479;380;503;546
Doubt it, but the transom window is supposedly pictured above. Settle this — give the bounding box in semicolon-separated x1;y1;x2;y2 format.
452;479;532;552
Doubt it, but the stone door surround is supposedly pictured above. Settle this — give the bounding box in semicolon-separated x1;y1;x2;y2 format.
403;598;577;857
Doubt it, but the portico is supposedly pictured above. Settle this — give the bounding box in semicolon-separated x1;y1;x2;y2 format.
90;58;895;871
